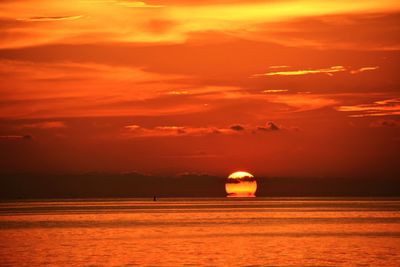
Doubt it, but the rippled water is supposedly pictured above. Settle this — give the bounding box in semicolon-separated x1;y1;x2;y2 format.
1;198;400;266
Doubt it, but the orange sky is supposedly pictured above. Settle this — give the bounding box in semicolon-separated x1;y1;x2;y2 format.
0;0;399;177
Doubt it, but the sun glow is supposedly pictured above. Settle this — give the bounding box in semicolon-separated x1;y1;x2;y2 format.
228;171;254;179
225;171;257;197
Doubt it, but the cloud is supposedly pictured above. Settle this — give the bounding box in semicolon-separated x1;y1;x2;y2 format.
124;125;218;137
251;66;346;77
235;13;400;50
252;65;380;78
230;124;245;131
0;60;193;119
350;66;379;74
116;1;165;8
145;19;177;34
268;65;291;69
267;93;338;112
0;134;32;140
370;119;400;128
20;121;66;129
263;89;289;93
123;121;293;138
257;121;280;132
90;0;165;8
17;15;83;22
337;98;400;117
167;90;189;95
0;58;340;122
124;124;257;138
23;134;33;140
125;124;141;130
1;0;399;49
154;126;186;134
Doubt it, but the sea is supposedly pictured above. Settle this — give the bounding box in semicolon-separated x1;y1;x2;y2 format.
0;198;399;266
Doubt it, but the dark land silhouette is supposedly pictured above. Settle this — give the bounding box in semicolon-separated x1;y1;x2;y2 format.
0;172;399;199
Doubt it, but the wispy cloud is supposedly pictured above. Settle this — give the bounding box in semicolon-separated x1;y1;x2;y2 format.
268;65;291;69
124;125;221;137
350;66;379;74
337;98;400;117
1;0;398;49
251;66;346;77
167;90;189;95
20;121;66;129
230;124;245;131
370;119;400;128
0;60;191;119
123;121;296;138
263;89;289;93
267;93;338;111
234;13;400;51
0;134;32;140
17;15;83;22
80;0;164;7
117;1;165;8
252;65;380;77
257;121;280;132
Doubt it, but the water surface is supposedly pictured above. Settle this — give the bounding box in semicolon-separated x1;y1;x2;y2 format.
1;198;399;266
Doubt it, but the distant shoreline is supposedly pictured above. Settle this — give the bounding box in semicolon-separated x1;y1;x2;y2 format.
1;173;399;199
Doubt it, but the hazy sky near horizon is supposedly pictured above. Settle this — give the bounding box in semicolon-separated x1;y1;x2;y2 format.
0;0;399;177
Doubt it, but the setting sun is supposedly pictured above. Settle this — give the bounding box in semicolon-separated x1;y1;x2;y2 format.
225;171;257;197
